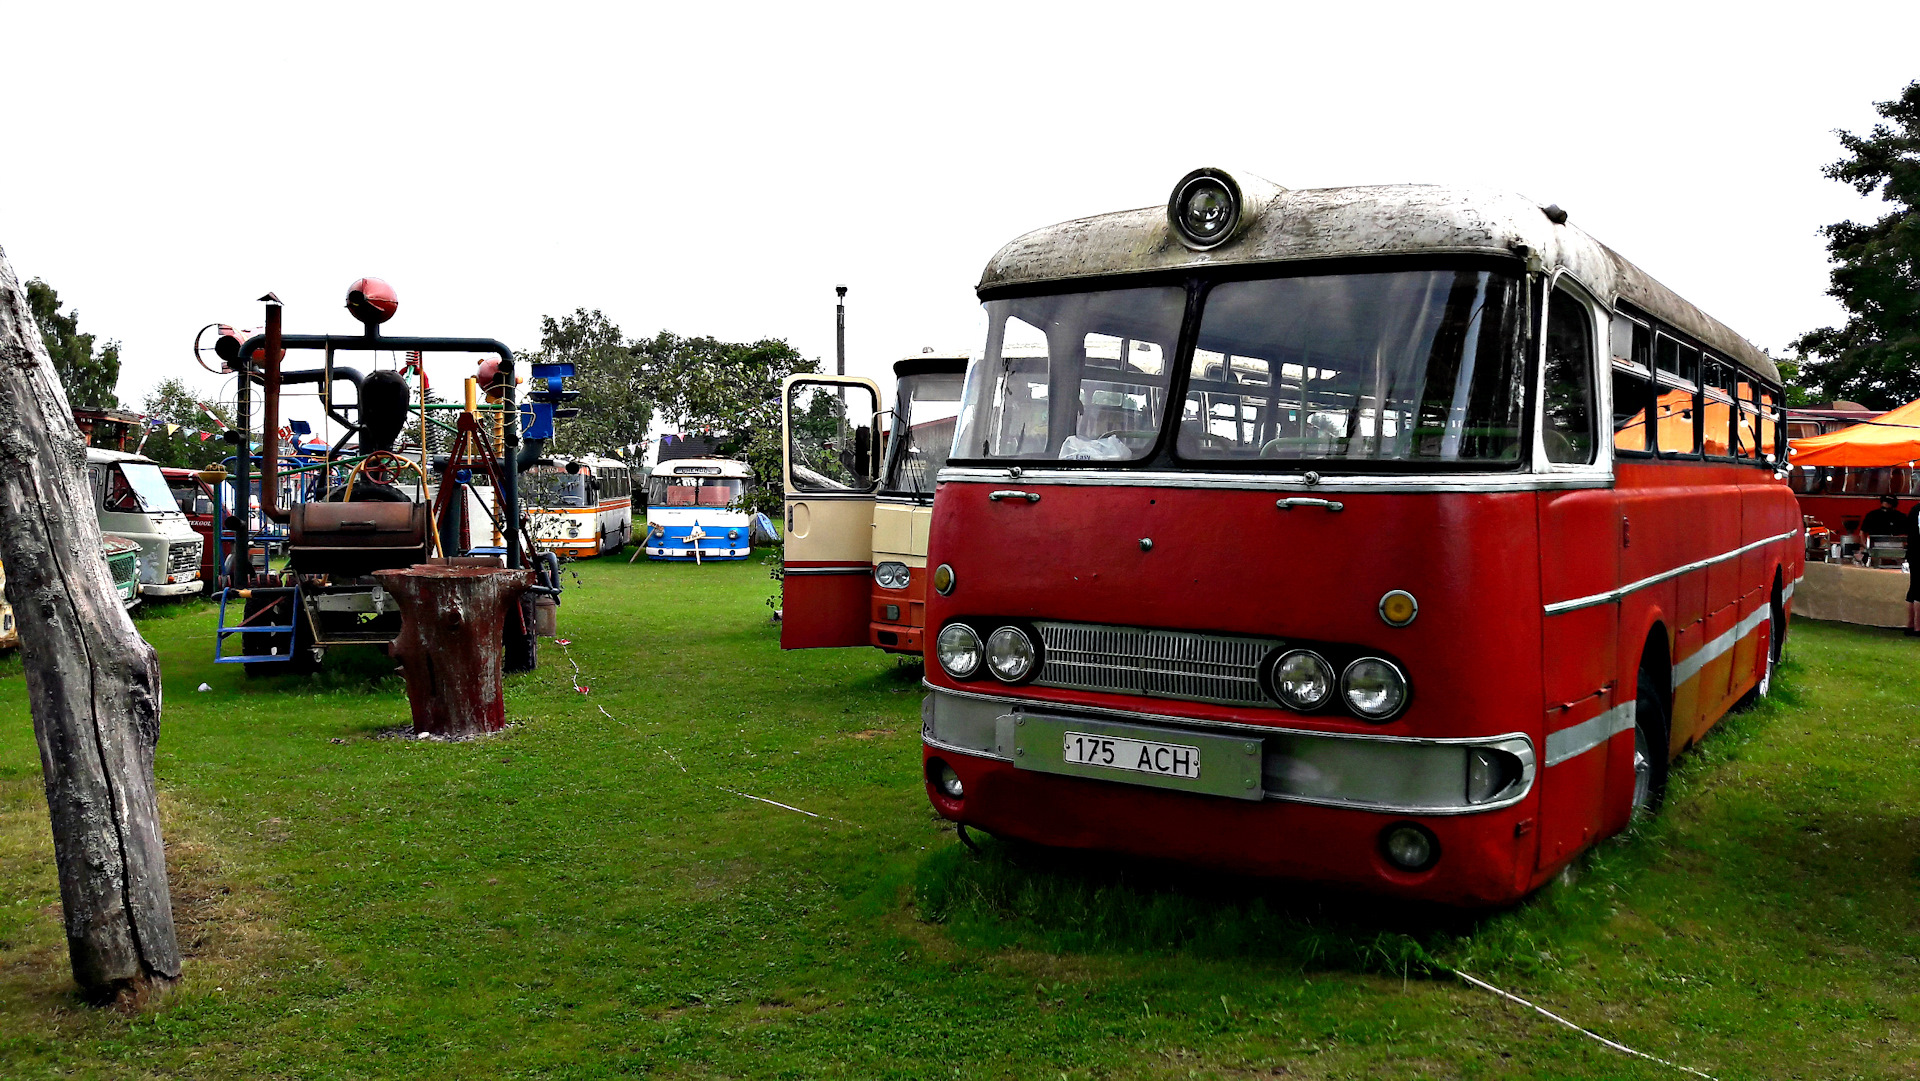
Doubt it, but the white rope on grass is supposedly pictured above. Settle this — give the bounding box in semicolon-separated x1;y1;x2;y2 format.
1452;969;1717;1080
554;637;859;827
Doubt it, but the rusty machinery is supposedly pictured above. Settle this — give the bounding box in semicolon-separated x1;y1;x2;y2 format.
207;279;566;674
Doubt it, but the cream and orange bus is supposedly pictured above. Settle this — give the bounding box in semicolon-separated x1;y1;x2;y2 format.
781;355;967;652
523;455;634;558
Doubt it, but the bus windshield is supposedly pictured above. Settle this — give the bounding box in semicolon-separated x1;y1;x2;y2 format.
954;286;1185;462
1183;269;1524;463
881;370;966;496
955;268;1524;467
649;476;744;508
522;468;590;508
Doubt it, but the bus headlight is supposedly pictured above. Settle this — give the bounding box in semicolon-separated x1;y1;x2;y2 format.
985;626;1036;683
728;529;739;540
936;623;984;679
1269;649;1333;710
1341;657;1409;720
874;561;911;590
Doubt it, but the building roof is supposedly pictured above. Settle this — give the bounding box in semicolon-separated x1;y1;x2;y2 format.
978;182;1778;383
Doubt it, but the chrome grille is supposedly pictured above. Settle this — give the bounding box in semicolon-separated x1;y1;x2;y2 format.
168;540;201;577
1034;621;1279;706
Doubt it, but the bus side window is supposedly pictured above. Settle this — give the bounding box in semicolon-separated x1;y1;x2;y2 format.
1543;290;1596;465
1756;388;1777;463
1609;312;1653;455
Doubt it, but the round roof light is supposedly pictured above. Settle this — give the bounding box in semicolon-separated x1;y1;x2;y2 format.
1168;168;1243;250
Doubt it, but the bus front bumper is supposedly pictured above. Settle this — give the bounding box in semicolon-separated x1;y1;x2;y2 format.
139;580;202;597
920;685;1541;906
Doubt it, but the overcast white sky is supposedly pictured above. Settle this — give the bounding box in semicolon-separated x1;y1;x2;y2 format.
3;2;1916;444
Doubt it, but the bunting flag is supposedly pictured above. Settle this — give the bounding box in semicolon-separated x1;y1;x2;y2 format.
198;431;213;442
165;423;179;436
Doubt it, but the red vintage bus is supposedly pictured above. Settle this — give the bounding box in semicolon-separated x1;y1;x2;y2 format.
919;170;1801;905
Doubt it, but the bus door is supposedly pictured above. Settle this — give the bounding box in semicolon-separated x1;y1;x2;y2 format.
781;375;881;648
1536;286;1620;869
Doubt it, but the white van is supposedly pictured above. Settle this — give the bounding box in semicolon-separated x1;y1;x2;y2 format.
84;449;203;597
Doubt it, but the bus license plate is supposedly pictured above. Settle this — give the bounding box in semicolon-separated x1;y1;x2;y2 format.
1063;731;1200;780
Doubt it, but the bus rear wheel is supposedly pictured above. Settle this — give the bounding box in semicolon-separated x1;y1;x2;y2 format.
1632;667;1670;820
1759;588;1784;698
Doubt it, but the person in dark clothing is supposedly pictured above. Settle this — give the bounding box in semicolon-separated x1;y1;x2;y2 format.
1860;495;1905;539
1907;501;1920;636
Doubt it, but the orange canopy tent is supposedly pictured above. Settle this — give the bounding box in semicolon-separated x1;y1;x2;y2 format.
1790;396;1920;467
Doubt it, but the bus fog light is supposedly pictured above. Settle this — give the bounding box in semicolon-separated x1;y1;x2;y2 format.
1341;657;1409;720
1380;824;1438;871
1270;649;1333;710
933;563;955;595
1467;747;1522;804
875;561;911;590
928;759;964;800
985;626;1035;682
936;623;983;679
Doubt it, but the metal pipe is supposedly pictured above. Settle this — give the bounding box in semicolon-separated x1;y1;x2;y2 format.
259;297;290;523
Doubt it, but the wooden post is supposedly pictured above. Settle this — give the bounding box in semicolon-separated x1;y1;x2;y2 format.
0;245;181;1002
373;565;534;738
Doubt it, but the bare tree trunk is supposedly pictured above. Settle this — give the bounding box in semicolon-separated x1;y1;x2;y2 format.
0;244;180;1003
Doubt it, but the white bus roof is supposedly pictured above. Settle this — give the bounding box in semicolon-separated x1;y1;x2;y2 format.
535;454;631;472
656;457;753;478
979;182;1777;384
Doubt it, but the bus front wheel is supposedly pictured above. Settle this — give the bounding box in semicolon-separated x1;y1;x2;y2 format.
1631;666;1670;820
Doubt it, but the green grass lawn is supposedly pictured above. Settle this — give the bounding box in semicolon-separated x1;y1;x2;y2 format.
0;557;1915;1079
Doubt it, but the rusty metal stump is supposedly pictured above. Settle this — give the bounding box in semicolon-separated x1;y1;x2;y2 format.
372;565;534;738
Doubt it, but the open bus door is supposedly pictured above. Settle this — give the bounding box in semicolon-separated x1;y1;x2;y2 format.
781;375;881;648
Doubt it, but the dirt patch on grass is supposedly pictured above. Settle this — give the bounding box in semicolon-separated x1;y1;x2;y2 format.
0;778;309;1029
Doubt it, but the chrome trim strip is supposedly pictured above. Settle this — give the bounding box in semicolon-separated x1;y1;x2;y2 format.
923;680;1527;749
783;566;872;576
1543;528;1801;615
938;465;1608;494
1544;700;1636;767
923;733;1006;762
1672;603;1770;692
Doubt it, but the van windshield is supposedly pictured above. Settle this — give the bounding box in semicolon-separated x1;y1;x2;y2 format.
105;462;184;516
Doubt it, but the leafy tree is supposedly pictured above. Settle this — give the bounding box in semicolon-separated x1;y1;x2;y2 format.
526;309;655;462
637;332;819;514
1792;80;1920;409
26;279;120;409
135;379;231;469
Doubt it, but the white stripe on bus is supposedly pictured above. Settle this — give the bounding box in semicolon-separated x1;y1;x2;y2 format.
1544;700;1637;767
1547;602;1771;767
1671;604;1769;692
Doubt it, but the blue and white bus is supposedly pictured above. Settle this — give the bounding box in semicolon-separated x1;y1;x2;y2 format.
643;456;755;561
